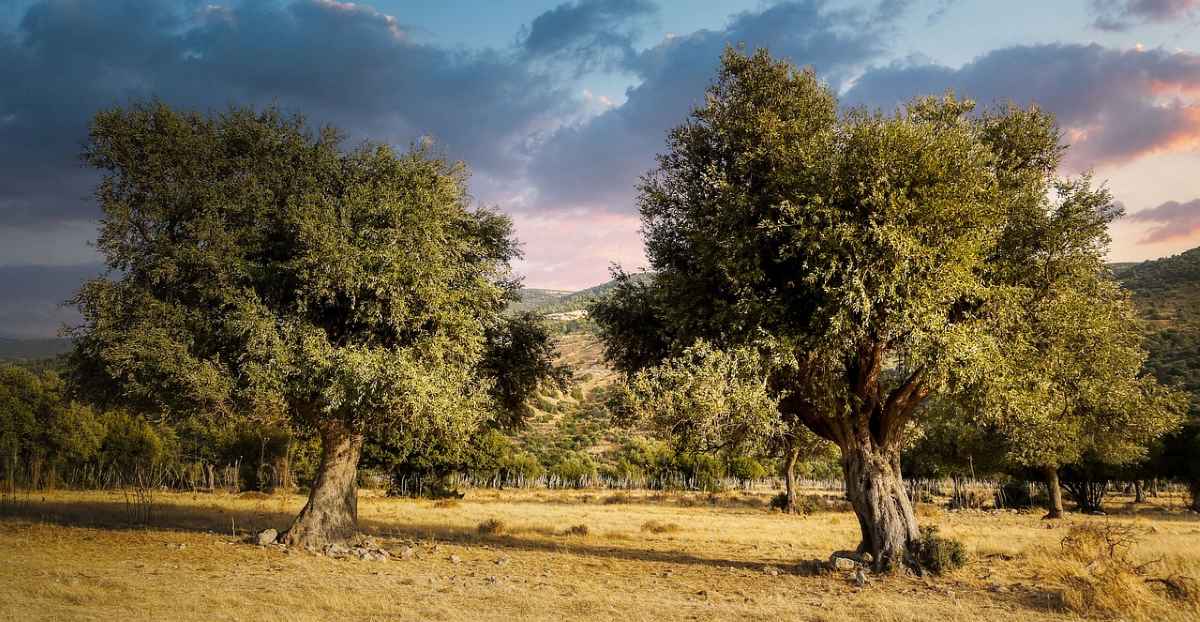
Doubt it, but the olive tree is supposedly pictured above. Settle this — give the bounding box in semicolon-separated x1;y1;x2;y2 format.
70;102;534;548
592;48;1175;571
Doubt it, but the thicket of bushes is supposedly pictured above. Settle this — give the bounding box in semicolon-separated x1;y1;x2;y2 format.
1;364;319;494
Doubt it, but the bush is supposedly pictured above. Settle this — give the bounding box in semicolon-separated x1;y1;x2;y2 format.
603;492;631;505
549;452;597;488
914;526;968;575
726;455;767;486
477;518;506;536
562;524;589;536
768;492;822;514
640;520;681;534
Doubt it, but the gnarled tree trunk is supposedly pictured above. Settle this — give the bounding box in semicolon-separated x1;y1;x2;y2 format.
280;420;363;549
1043;465;1063;519
1133;480;1145;504
841;440;920;572
783;442;799;514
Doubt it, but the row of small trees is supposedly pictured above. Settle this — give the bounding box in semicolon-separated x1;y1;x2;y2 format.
0;363;322;494
1;362;797;496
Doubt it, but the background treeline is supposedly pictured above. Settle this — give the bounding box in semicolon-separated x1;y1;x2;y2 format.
0;362;832;496
2;247;1198;513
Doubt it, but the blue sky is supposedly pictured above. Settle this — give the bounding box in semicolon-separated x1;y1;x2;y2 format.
1;0;1200;337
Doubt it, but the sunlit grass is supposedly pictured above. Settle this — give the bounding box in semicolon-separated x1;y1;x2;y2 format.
2;488;1198;621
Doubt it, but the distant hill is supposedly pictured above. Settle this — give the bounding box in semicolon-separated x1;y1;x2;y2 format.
516;272;653;317
1115;246;1200;412
0;336;73;361
506;288;573;314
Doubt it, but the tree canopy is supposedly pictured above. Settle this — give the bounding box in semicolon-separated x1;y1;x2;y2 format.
70;102;551;547
593;47;1181;571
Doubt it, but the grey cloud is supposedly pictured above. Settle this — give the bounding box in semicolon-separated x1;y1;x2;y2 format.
1089;0;1200;31
844;43;1200;171
0;262;103;338
525;0;897;213
1128;198;1200;243
0;0;577;229
520;0;657;73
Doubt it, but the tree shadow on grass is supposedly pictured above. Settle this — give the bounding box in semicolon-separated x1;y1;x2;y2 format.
0;492;813;573
0;492;1081;618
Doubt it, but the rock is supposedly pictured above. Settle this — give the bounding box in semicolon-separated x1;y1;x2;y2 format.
853;567;869;588
762;565;781;576
830;556;860;571
494;556;510;566
325;543;351;559
449;554;462;564
829;551;864;571
361;536;379;547
255;529;278;546
396;546;417;560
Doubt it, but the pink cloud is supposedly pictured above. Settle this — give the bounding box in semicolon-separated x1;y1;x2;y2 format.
1128;198;1200;243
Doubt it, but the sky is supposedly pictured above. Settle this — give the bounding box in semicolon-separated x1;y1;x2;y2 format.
1;0;1199;338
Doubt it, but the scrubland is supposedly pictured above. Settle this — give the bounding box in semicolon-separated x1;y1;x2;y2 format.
2;488;1198;621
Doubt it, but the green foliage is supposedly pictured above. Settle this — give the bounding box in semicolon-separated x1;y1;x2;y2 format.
96;410;176;477
0;365;105;485
71;101;520;450
592;46;1180;491
480;312;571;429
726;455;768;484
1117;247;1200;488
549;451;598;488
614;341;780;454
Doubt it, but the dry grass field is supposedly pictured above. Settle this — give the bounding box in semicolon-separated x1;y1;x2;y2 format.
2;488;1199;622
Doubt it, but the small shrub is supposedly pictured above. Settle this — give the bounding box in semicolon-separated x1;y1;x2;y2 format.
562;524;589;536
433;499;460;509
914;526;968;575
603;492;631;505
477;518;506;536
640;520;681;534
769;492;822;514
570;386;585;401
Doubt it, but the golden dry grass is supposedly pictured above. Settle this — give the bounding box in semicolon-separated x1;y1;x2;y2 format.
2;488;1198;621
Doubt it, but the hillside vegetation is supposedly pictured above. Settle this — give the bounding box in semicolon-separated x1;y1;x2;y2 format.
1115;247;1200;411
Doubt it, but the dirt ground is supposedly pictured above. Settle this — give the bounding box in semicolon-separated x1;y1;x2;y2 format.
2;488;1198;621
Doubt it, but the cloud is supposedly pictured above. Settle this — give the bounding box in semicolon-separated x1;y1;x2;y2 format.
844;43;1200;172
1089;0;1200;31
520;0;657;73
1128;198;1200;243
525;0;899;215
0;0;578;231
0;0;625;336
0;263;103;338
